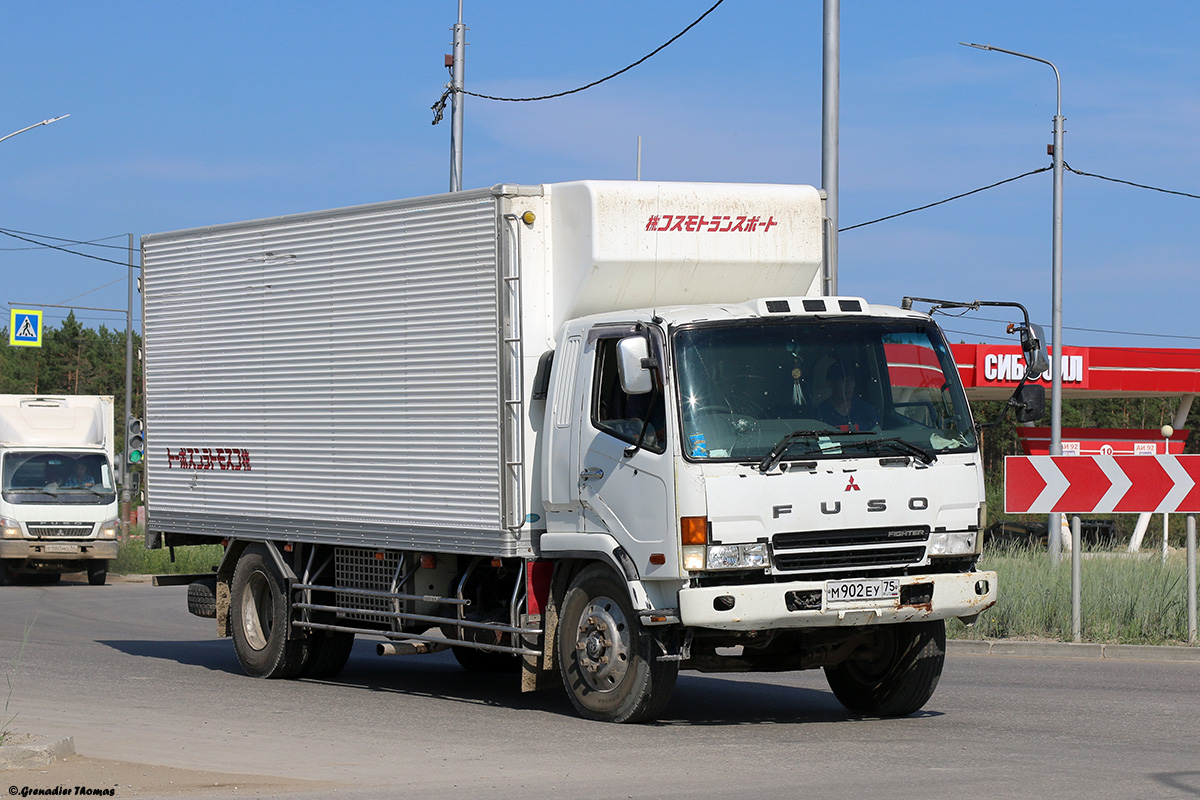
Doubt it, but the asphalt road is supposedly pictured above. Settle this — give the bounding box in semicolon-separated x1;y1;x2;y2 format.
3;576;1199;799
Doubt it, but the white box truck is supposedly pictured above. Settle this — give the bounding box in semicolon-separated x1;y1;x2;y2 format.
141;181;1043;722
0;394;120;586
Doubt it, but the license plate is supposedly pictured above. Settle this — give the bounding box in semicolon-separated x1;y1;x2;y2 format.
825;578;900;605
44;543;80;554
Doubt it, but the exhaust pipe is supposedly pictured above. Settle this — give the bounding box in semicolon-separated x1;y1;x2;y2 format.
376;641;449;657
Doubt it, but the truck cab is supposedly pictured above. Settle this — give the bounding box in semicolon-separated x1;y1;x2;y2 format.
0;396;120;586
536;296;998;719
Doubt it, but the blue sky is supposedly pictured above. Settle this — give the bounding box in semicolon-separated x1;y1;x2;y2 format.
2;1;1198;349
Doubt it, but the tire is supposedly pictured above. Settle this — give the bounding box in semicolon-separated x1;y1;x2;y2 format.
451;645;521;674
87;560;108;586
300;631;355;679
187;577;218;618
230;544;306;679
557;564;678;723
824;620;946;717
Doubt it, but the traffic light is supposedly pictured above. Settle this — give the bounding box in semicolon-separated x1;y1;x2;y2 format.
127;418;145;465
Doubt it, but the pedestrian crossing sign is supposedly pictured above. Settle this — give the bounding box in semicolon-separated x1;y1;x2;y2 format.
9;308;43;347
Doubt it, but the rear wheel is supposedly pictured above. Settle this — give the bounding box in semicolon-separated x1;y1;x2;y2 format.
824;620;945;717
557;565;678;723
230;544;306;679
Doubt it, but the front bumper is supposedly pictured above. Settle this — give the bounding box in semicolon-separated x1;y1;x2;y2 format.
678;570;997;631
0;539;119;564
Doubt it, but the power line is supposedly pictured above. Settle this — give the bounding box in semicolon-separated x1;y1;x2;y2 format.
0;229;137;268
432;0;726;123
841;163;1200;233
943;313;1200;343
1065;163;1200;200
0;228;131;252
839;166;1052;232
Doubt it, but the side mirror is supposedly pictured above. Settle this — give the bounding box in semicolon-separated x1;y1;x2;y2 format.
617;336;654;395
1012;384;1046;423
1021;323;1050;380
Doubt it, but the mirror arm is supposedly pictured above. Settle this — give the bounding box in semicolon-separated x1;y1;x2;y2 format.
977;371;1033;430
624;381;662;459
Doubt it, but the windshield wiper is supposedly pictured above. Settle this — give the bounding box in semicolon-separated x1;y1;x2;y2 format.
840;436;937;465
758;429;862;472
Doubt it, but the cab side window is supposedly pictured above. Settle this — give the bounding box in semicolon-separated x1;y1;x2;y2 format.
591;337;666;453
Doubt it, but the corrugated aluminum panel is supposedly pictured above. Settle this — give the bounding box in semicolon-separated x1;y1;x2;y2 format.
143;190;526;555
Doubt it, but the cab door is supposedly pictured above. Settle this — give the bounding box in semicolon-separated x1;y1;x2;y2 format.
575;328;675;568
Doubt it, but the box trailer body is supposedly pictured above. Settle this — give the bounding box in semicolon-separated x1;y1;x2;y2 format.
0;395;119;585
142;181;1004;722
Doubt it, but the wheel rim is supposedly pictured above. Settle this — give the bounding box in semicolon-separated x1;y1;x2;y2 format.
240;570;273;651
571;595;631;692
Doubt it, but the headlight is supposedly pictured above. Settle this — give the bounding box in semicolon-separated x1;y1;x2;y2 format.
97;519;120;540
0;518;23;538
703;543;770;571
928;531;979;557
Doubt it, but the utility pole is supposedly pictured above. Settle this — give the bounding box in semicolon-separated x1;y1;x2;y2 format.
122;234;135;536
963;43;1065;563
821;0;839;296
449;0;466;192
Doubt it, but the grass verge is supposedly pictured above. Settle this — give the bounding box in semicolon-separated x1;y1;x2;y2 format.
113;530;223;576
950;544;1197;645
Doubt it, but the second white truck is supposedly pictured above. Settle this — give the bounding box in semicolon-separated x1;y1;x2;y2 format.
0;394;120;585
141;181;1043;722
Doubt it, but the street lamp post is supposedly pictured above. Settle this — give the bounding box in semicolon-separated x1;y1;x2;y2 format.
0;115;70;145
963;42;1065;562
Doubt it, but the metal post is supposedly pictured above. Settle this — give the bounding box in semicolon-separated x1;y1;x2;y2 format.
821;0;839;296
962;43;1064;564
1049;106;1065;565
1071;514;1082;642
1163;425;1174;563
1188;514;1197;643
122;233;134;538
449;0;466;192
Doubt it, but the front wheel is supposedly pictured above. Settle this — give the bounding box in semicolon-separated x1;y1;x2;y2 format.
87;560;108;586
824;620;946;717
557;565;678;723
230;544;307;679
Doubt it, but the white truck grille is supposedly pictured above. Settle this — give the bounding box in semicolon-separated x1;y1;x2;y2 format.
27;523;94;539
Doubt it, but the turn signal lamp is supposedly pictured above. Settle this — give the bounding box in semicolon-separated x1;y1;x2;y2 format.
681;516;707;545
681;516;707;571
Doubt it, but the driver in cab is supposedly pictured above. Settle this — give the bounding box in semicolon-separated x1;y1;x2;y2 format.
817;361;879;432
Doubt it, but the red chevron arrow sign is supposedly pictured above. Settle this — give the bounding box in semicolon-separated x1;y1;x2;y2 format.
1005;455;1200;514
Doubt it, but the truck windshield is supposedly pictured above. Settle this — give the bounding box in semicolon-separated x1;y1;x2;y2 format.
2;452;116;504
674;318;977;462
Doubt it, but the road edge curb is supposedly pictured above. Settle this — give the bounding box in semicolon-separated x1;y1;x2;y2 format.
949;639;1200;662
0;736;75;770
